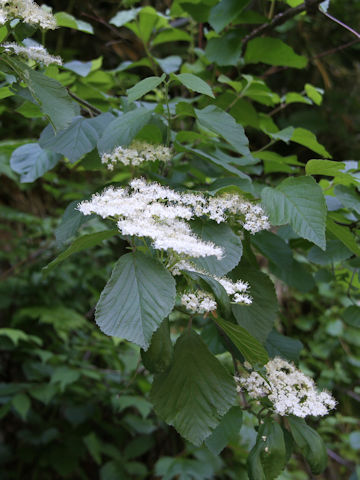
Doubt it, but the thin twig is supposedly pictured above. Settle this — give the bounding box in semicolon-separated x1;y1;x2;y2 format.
321;11;360;39
327;449;354;469
67;90;102;115
241;0;324;52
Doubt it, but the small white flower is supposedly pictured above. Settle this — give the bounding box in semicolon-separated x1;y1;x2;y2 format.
101;141;172;169
181;291;217;314
0;0;57;29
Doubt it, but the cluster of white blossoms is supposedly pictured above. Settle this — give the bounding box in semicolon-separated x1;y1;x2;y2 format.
2;42;62;66
0;0;57;29
236;357;336;418
170;260;252;305
101;141;172;170
181;291;217;314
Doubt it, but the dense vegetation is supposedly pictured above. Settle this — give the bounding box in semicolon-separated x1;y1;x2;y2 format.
0;0;359;479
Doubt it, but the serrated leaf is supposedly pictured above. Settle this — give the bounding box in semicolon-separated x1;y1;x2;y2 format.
326;217;360;256
248;419;287;480
190;220;242;276
55;200;94;247
209;0;250;33
288;417;327;474
151;329;236;446
306;159;348;178
24;68;79;132
127;74;166;103
232;267;278;343
205;406;242;455
265;330;303;362
174;73;214;98
334;185;360;214
39;113;114;163
97;108;152;154
141;318;173;373
10;143;61;183
292;128;331;157
215;317;269;365
261;176;327;250
43;230;118;273
95;252;176;349
245;37;307;69
195;105;250;156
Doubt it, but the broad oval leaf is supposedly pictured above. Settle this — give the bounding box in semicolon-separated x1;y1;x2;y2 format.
10;143;61;183
232;266;278;343
288;416;328;474
95;252;176;349
141;318;173;373
127;74;166;103
150;329;236;446
195;105;250;156
205;406;243;455
97;108;152;154
261;176;327;250
215;317;269;365
174;73;214;98
191;220;242;276
245;37;307;69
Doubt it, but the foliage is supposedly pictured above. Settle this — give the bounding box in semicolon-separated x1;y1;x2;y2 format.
0;0;359;478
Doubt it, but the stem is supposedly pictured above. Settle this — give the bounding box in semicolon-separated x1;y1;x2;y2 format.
321;11;360;39
164;81;172;147
268;0;276;20
253;139;275;154
67;90;102;115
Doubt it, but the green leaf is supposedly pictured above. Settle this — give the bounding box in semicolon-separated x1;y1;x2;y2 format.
215;317;269;365
232;267;278;343
205;406;243;455
245;37;307;69
12;393;31;420
342;306;360;328
112;395;153;419
190;220;242;276
292;128;331;157
141;318;173;373
51;366;81;391
248;419;287;480
209;0;250;33
95;252;176;349
307;239;352;265
55;200;94;247
10;143;61;183
43;230;118;273
326;217;360;256
127;74;166;103
195;105;250;156
334;185;360;214
84;432;102;465
152;28;192;45
55;12;94;34
155;55;182;74
97;108;152;154
265;330;303;362
305;83;323;105
151;329;236;446
110;8;139;27
261;176;327;250
205;30;243;66
288;417;327;474
39;113;114;163
0;328;40;346
24;68;79;132
173;73;214;98
252;230;315;292
306;159;348;178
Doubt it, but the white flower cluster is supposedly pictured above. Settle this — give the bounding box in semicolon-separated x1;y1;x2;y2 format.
78;179;223;259
181;291;217;314
236;357;336;418
101;141;172;170
2;42;62;66
0;0;57;29
170;260;252;305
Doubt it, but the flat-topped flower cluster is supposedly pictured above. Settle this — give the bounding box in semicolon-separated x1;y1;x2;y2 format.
101;141;172;170
236;357;336;418
2;42;62;66
0;0;57;29
181;291;217;314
